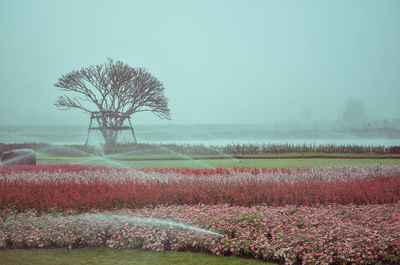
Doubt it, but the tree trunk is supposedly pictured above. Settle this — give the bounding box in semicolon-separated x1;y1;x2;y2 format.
97;117;124;145
102;132;118;145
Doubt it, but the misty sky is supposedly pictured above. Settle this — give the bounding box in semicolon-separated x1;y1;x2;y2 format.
0;0;399;125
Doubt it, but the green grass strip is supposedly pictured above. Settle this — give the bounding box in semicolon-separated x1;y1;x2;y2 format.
0;248;271;265
38;156;400;169
38;152;400;161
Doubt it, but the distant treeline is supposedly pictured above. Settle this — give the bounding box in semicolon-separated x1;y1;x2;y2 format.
1;142;400;157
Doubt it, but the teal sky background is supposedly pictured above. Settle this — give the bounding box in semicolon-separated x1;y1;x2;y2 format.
0;0;399;125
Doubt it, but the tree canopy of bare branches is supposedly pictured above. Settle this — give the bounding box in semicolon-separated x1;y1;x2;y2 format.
54;58;171;144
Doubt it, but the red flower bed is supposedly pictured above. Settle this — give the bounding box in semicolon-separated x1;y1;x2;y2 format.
1;165;399;211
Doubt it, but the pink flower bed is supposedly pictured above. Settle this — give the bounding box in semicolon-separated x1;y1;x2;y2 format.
2;165;399;184
1;204;399;265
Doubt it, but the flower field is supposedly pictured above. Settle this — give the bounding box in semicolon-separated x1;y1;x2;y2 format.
1;165;400;211
1;205;400;265
1;164;400;264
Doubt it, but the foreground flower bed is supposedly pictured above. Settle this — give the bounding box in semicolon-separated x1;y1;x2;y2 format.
1;165;400;264
1;204;399;265
1;165;400;211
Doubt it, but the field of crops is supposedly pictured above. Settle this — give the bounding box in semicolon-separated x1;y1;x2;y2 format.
1;165;400;264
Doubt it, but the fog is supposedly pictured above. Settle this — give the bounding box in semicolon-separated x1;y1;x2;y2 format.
0;0;399;126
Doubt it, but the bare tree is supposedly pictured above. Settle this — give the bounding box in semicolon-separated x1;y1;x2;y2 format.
55;58;171;145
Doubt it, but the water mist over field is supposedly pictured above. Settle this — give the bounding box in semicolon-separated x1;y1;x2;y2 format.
1;124;399;147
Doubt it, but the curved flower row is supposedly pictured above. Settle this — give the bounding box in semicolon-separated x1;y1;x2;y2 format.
1;204;399;265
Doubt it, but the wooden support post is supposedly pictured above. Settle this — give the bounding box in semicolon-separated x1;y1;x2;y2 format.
85;112;137;145
85;116;93;145
128;118;137;144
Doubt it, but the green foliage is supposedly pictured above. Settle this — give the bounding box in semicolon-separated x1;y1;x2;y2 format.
0;249;270;265
37;156;400;169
